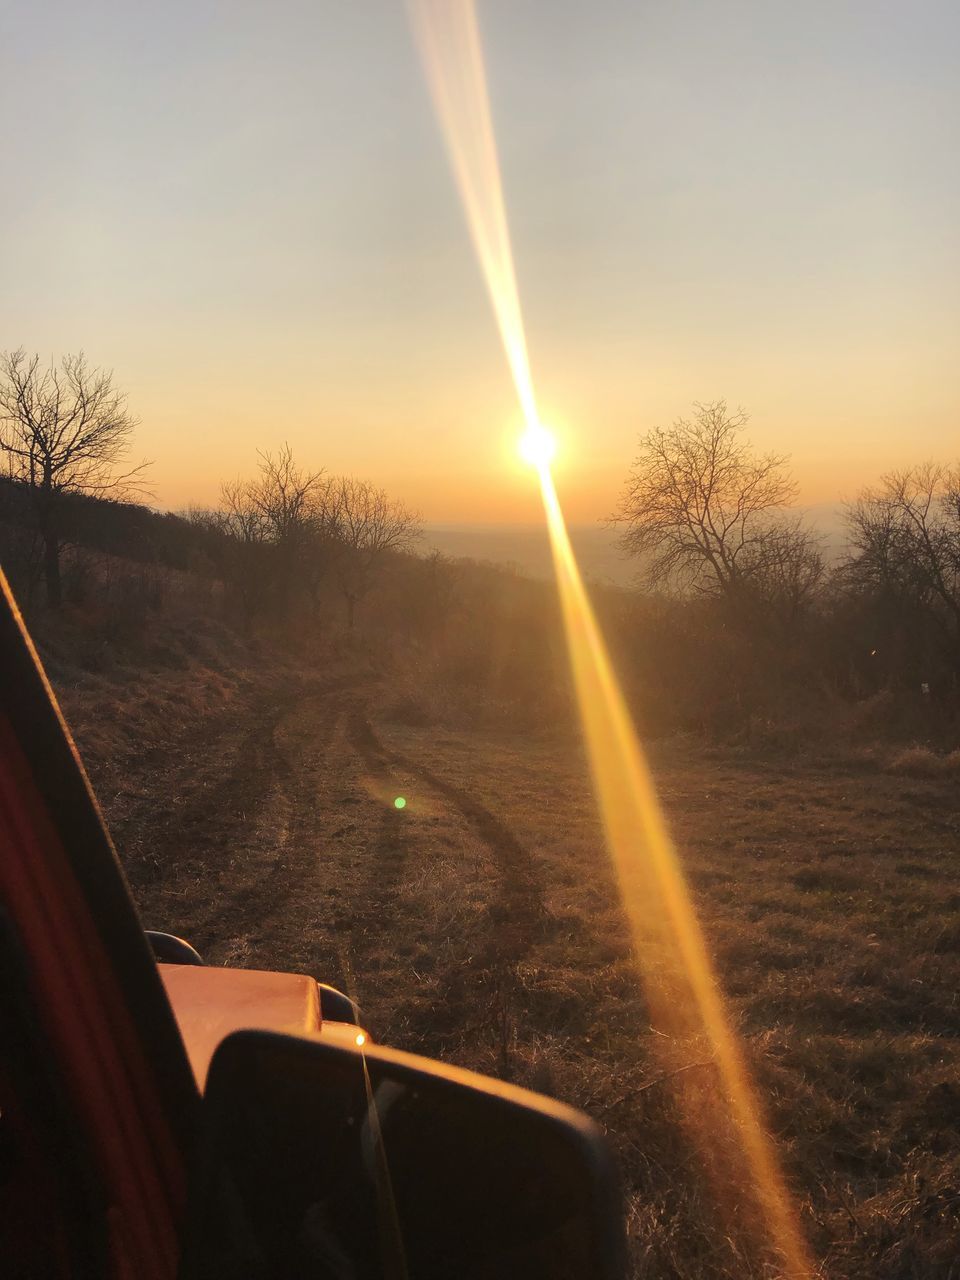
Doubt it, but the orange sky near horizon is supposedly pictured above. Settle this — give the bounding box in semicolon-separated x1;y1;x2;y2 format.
3;1;958;526
134;333;959;524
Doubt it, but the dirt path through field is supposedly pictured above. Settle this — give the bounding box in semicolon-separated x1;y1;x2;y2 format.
117;669;548;1052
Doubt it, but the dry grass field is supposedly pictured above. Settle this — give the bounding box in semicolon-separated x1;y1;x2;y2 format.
50;631;960;1278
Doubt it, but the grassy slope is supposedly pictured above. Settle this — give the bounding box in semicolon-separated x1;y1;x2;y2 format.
42;617;960;1279
373;722;960;1277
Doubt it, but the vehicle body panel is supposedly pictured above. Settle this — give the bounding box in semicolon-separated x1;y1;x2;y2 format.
159;965;322;1089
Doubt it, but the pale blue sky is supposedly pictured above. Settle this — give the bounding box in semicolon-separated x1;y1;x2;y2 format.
2;1;957;519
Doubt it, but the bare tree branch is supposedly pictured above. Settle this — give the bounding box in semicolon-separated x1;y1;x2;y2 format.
611;401;807;605
0;348;149;605
842;464;960;664
333;477;422;627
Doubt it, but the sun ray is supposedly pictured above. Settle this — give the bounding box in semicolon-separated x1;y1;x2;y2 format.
409;3;812;1274
408;0;539;433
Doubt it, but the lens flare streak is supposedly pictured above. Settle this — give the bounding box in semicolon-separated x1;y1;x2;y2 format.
410;2;811;1274
409;0;539;431
538;462;810;1276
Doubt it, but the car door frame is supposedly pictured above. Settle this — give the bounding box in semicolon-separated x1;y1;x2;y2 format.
0;569;198;1279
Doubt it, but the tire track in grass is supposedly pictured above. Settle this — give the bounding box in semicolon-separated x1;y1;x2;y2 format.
349;710;545;930
348;711;549;1069
132;674;361;970
346;711;412;914
125;677;301;953
131;679;549;1067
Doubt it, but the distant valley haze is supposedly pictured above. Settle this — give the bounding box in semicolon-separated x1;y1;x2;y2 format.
423;504;849;587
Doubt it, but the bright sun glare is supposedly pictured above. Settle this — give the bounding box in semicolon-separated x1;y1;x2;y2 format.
518;423;557;469
411;2;812;1275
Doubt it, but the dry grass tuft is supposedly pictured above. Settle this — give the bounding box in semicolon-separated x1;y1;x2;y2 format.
886;745;960;777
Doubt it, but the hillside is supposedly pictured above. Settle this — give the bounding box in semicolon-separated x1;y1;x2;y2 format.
41;614;960;1280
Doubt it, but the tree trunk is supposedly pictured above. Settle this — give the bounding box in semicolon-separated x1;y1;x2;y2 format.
346;594;356;630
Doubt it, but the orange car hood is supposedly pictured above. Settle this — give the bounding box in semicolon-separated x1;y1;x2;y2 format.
159;964;321;1089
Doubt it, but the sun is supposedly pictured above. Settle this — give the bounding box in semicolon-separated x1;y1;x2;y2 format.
518;423;557;469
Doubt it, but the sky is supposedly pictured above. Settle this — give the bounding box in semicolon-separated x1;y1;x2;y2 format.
2;0;958;524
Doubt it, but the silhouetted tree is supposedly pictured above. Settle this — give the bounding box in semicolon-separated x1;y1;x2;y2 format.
613;401;816;608
843;463;960;675
0;349;147;606
738;518;825;621
211;445;337;616
333;478;422;628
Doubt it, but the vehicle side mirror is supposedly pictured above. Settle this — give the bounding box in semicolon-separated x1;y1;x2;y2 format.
179;1029;625;1279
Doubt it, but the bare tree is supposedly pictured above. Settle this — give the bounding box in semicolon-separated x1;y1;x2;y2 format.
207;453;420;624
203;480;272;617
0;349;147;606
612;401;805;601
333;478;422;627
216;479;271;547
212;445;336;616
843;463;960;668
247;446;331;547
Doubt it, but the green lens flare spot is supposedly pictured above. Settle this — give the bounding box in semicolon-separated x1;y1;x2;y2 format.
394;796;407;810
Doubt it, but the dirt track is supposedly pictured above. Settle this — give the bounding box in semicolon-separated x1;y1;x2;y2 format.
113;670;552;1055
